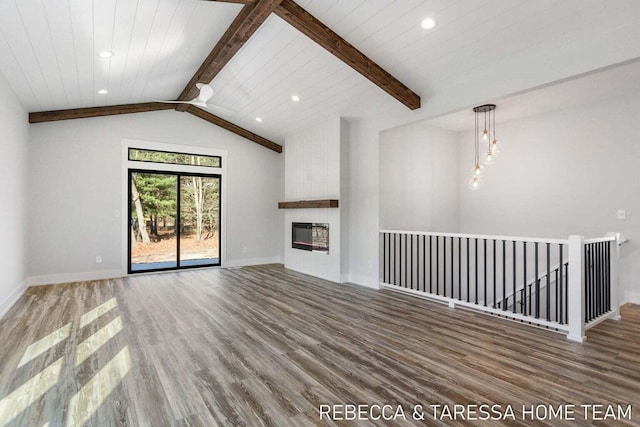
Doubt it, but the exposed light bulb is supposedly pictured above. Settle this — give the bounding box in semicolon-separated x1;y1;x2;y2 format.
491;139;498;152
482;129;489;140
473;163;483;176
485;150;494;164
470;176;480;190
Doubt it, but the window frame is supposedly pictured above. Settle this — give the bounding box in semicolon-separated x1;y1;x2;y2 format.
121;138;227;276
127;147;222;168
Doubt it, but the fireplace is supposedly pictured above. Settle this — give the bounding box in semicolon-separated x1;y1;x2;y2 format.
292;222;329;253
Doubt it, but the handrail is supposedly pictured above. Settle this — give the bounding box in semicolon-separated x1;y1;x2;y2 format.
584;236;616;244
379;229;569;245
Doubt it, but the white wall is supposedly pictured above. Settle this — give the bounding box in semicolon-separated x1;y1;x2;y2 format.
339;118;350;281
458;92;640;303
283;117;345;283
379;121;459;231
0;72;29;317
28;110;283;283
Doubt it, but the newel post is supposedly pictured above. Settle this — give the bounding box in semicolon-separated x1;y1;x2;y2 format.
607;232;622;321
567;235;586;343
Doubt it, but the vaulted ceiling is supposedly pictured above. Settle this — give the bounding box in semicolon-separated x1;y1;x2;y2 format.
1;0;640;149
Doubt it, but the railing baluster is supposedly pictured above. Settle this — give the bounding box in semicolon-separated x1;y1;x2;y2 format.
596;242;601;316
458;237;462;301
443;237;447;297
403;234;407;288
559;245;564;324
565;262;569;324
466;238;470;302
409;234;413;290
436;236;440;296
522;242;526;315
483;239;487;307
602;242;608;314
589;243;600;320
502;240;506;311
555;268;559;322
392;233;396;285
590;244;595;320
475;238;478;305
450;237;454;299
593;243;597;318
512;241;517;314
534;242;540;318
422;235;426;292
430;235;434;294
492;239;497;309
602;241;604;317
546;242;551;321
602;242;606;313
606;241;611;311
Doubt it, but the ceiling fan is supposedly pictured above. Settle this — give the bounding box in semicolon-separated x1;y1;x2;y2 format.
156;83;235;115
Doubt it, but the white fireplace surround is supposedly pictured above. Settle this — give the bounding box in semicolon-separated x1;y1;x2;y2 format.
283;117;349;283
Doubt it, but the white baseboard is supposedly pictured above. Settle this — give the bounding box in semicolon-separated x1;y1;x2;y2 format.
345;273;380;290
28;269;124;287
0;279;28;319
624;291;640;304
224;257;283;268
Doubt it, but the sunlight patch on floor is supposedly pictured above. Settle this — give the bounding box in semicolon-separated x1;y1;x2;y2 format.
0;357;64;426
75;317;123;366
18;323;71;368
79;298;118;328
66;347;132;427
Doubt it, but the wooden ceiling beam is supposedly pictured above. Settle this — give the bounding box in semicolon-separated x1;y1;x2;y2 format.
29;102;175;123
176;0;283;111
275;0;420;110
185;106;282;153
200;0;257;4
29;102;282;153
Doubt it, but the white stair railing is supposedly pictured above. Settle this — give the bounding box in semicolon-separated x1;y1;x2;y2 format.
379;230;621;342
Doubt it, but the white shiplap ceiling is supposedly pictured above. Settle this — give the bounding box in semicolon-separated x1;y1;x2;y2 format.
1;0;640;144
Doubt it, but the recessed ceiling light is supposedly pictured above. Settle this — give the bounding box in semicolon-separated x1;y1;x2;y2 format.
98;89;108;95
255;117;263;122
291;95;300;102
97;51;114;58
421;17;436;30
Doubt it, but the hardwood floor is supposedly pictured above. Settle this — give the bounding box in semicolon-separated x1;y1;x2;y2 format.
0;264;638;426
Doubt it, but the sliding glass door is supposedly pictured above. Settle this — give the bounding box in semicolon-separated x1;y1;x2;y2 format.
128;170;221;273
179;175;220;267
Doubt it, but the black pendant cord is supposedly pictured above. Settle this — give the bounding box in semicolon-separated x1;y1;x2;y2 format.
492;108;497;142
474;111;478;166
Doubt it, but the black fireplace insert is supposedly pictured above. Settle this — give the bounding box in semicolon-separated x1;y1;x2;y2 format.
292;222;329;253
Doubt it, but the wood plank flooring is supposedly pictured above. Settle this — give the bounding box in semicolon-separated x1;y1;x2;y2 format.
0;264;639;426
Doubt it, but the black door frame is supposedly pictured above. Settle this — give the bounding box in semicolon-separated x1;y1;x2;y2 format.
127;168;222;274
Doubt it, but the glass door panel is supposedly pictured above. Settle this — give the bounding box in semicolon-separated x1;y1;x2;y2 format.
179;175;220;267
130;172;178;271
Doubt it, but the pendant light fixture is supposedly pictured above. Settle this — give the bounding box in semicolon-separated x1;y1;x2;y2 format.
471;104;498;189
